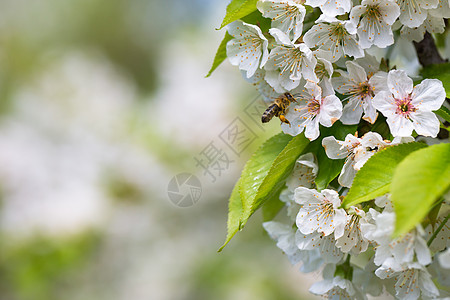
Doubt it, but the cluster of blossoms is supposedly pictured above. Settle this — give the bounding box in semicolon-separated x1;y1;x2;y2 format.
265;151;450;299
227;0;449;141
224;0;450;298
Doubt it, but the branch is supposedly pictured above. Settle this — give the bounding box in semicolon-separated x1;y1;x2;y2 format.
413;32;447;67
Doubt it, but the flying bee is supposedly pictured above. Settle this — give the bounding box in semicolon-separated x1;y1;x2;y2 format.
261;92;296;125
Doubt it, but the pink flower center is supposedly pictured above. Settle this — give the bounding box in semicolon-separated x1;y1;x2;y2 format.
394;96;416;117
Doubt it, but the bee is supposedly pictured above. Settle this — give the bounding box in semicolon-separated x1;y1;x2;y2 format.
261;92;296;125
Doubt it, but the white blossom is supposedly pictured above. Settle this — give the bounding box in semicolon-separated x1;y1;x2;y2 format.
429;0;450;18
400;15;445;42
361;208;432;267
335;206;370;254
305;0;352;17
280;81;342;140
257;0;306;41
332;60;388;124
282;152;319;220
353;132;413;171
322;132;390;187
372;69;446;138
353;262;386;297
396;0;439;28
374;194;393;211
309;275;367;299
263;221;303;264
286;152;318;192
264;28;318;92
227;21;269;78
295;230;344;263
303;16;363;62
295;187;347;237
424;215;450;253
350;0;400;49
322;133;361;187
375;259;440;300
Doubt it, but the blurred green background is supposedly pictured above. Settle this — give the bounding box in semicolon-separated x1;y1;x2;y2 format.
0;1;318;299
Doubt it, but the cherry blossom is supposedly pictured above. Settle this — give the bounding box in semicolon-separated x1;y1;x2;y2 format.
263;221;303;264
295;187;347;237
295;230;344;263
264;28;318;91
226;21;269;78
400;15;445;42
332;60;388;124
375;259;440;300
305;0;352;17
372;69;446;137
303;15;363;62
257;0;306;41
280;81;342;140
282;152;318;220
335;206;370;254
350;0;400;49
396;0;439;28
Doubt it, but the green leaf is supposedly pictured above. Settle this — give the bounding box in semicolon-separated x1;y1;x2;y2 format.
436;106;450;123
241;10;272;32
262;189;285;221
239;133;309;228
392;144;450;237
311;123;357;191
220;0;258;29
205;32;233;78
218;179;243;252
342;142;427;209
421;62;450;98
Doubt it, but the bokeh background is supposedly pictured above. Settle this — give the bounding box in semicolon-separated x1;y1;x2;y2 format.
0;1;320;299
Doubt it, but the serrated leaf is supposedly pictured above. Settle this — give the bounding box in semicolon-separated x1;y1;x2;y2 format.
436;106;450;123
239;133;309;228
205;32;233;78
392;144;450;237
311;123;357;191
220;0;258;29
421;62;450;98
218;179;243;252
342;142;427;208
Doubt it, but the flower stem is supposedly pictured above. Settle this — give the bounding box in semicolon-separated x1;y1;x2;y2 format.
428;213;450;247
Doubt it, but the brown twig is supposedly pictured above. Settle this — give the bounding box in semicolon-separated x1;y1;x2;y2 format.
413;32;447;67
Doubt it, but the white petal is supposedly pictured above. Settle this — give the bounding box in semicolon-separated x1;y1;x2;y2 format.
415;235;432;266
304;117;320;140
322;136;347;159
319;95;343;127
387;69;414;99
411;79;446;111
341;96;364;125
379;0;401;25
269;27;293;46
372;91;396;117
338;159;357;187
346;61;367;83
410;110;440;138
387;114;415;137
